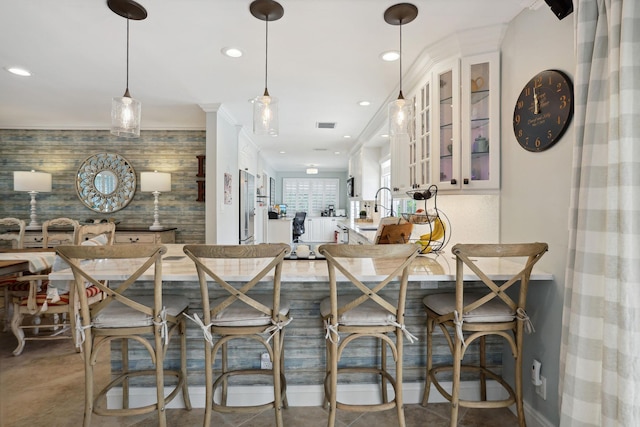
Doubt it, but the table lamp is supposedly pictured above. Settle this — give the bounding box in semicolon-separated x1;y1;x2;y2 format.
13;170;52;230
141;171;171;230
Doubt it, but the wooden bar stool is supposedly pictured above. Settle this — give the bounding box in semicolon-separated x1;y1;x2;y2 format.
57;244;192;427
421;242;548;427
183;243;291;427
318;243;420;427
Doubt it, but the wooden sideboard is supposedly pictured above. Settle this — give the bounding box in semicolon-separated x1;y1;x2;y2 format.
22;227;177;247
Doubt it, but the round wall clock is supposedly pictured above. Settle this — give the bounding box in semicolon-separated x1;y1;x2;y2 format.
513;69;573;152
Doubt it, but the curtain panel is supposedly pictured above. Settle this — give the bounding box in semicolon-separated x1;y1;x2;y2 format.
560;0;640;426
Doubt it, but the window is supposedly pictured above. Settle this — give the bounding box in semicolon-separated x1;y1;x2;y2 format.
282;178;339;216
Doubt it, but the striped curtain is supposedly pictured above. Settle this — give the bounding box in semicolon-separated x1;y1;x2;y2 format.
559;0;640;426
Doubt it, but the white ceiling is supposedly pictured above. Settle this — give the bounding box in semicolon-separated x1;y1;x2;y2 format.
0;0;536;172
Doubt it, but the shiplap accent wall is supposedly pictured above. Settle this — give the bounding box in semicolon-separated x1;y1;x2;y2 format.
0;129;206;243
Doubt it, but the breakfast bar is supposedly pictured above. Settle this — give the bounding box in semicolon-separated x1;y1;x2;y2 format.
49;244;553;408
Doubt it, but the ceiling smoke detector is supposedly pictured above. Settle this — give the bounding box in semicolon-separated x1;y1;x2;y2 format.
316;122;336;129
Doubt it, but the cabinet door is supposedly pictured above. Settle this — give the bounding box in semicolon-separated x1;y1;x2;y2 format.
324;218;338;242
461;52;500;189
416;78;432;189
390;132;411;196
433;58;461;190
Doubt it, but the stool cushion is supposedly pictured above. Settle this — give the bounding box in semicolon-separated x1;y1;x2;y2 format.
423;292;515;323
320;296;397;326
92;295;189;329
210;295;290;327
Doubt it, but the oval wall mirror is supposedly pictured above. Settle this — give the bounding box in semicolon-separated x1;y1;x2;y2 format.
76;153;136;212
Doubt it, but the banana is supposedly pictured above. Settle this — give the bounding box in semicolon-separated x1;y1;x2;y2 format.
420;217;445;242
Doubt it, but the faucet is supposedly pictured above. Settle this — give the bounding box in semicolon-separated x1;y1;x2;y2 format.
373;187;394;217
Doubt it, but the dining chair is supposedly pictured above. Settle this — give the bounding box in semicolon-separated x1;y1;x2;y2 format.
421;242;548;427
56;244;192;427
9;223;105;356
318;243;421;427
183;243;291;427
75;222;116;245
0;217;25;249
0;217;26;331
42;217;79;247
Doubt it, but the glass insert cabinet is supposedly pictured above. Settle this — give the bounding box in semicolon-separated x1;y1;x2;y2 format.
392;51;500;195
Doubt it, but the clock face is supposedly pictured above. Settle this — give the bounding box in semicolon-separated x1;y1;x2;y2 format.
513;70;573;152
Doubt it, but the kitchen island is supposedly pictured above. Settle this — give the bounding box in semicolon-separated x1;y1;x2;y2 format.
50;244;552;408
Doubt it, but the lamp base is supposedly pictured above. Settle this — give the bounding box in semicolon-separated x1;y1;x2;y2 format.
25;224;43;231
149;225;164;231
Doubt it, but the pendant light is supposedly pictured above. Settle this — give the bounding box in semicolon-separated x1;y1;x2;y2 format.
250;0;284;136
108;0;147;138
384;3;418;136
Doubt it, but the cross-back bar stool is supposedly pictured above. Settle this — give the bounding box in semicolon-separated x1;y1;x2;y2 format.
57;244;191;427
318;243;421;427
421;242;548;427
183;243;291;427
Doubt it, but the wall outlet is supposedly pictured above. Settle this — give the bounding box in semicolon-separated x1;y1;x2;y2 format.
260;353;272;370
535;375;547;400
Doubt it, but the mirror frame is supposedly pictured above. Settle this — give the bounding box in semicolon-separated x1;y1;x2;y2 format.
76;153;137;213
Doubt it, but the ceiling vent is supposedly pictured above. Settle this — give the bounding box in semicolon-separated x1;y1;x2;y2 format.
313;148;328;151
316;122;336;129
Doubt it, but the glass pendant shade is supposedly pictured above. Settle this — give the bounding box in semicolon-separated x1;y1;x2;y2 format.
111;91;141;138
107;0;147;139
250;0;284;137
384;3;418;137
388;95;413;136
253;94;279;136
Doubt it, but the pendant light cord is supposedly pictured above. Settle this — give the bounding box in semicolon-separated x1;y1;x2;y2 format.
126;17;130;92
264;17;269;96
398;21;404;99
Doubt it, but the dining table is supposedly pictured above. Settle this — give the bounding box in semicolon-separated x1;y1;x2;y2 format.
0;260;29;278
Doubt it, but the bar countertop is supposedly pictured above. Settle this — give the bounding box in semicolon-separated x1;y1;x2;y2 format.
50;243;553;283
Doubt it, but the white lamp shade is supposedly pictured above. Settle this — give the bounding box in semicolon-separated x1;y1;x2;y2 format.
388;97;414;136
253;95;279;136
140;171;171;192
13;171;52;192
111;95;142;138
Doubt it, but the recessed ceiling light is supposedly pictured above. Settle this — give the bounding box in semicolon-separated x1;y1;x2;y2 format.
5;66;32;77
221;47;243;58
343;135;351;139
380;134;390;138
334;151;341;155
279;151;286;154
358;101;371;106
380;51;400;62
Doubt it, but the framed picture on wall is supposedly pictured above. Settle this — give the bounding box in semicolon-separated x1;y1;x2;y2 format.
224;173;232;205
270;177;275;206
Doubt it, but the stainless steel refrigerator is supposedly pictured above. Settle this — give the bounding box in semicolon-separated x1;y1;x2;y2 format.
239;170;255;245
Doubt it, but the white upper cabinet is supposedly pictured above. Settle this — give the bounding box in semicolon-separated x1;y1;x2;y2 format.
387;26;503;195
349;147;380;200
390;132;411;196
377;27;505;197
432;52;500;191
460;52;500;190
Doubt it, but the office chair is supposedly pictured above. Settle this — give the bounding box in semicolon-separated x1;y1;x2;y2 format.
292;212;306;243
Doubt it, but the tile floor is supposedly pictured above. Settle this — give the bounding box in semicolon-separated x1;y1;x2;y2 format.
0;330;519;426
